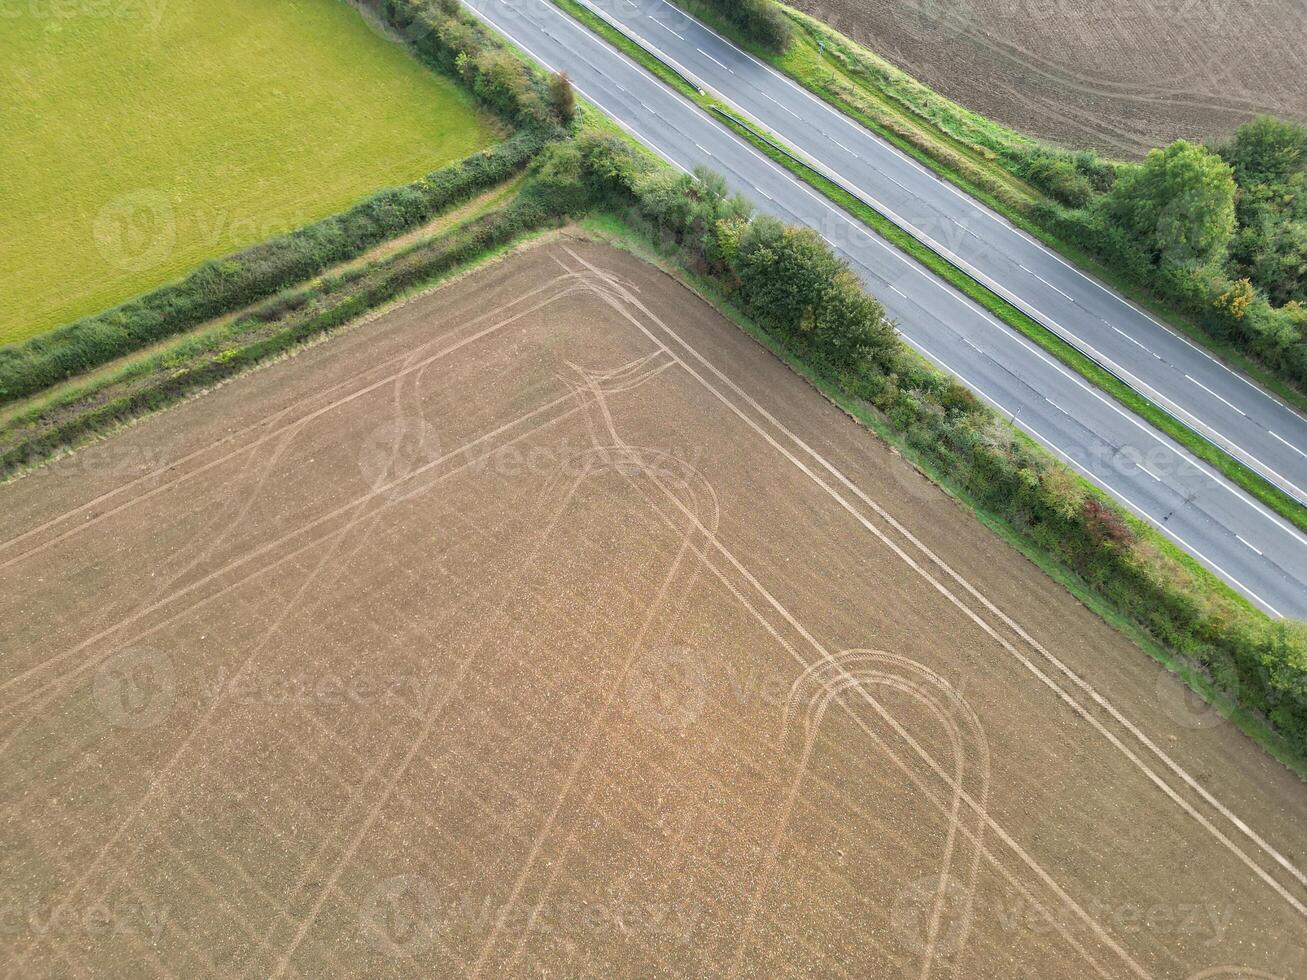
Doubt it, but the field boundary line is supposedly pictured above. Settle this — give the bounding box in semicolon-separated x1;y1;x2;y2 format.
540;0;1307;541
561;245;1307;915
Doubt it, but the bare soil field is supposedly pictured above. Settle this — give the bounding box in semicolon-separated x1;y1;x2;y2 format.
788;0;1307;156
0;238;1304;976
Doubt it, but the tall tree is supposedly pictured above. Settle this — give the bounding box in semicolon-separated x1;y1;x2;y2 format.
1105;140;1237;271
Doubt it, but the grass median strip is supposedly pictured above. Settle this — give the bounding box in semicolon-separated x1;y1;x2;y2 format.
546;0;1307;535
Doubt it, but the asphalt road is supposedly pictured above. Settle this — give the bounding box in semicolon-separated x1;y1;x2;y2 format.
462;0;1307;618
578;0;1307;508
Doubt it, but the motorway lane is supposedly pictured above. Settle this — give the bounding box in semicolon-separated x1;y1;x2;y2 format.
578;0;1307;507
461;0;1307;617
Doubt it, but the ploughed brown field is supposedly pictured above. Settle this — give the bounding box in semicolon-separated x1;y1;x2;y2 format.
1;238;1303;977
788;0;1307;157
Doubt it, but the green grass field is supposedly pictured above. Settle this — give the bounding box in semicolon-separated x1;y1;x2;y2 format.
0;0;498;345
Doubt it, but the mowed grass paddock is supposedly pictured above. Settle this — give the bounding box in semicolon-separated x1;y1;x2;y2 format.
0;0;498;344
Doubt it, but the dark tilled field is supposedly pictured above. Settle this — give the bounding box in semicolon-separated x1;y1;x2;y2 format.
0;238;1303;976
789;0;1307;156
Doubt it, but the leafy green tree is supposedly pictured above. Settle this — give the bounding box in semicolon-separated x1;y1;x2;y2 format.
810;268;894;367
1220;116;1307;186
734;218;842;333
1221;118;1307;304
1105;140;1237;271
730;218;890;366
1249;216;1307;305
522;143;592;216
471;51;529;116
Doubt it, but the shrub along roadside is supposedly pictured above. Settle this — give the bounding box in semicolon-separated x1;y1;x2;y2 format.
563;130;1307;763
0;132;547;407
9;115;1304;764
369;0;567;129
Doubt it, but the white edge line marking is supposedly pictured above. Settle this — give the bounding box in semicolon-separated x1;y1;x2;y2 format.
1019;263;1076;303
652;17;684;39
483;1;1307;551
895;339;1283;619
1270;430;1307;461
467;5;693;177
696;46;732;72
538;4;1307;902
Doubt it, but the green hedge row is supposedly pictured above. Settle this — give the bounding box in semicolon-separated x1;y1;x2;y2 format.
998;123;1307;395
373;0;566;129
0;132;545;406
2;181;572;478
680;0;792;52
776;14;1307;401
565;131;1307;757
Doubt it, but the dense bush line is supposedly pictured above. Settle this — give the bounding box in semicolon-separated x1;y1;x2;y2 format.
371;0;573;129
1030;122;1307;392
561;130;1307;757
2;166;581;477
676;0;791;52
0;132;546;406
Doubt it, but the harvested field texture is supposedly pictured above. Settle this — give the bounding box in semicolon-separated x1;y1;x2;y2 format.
0;0;497;345
1;239;1304;976
787;0;1307;156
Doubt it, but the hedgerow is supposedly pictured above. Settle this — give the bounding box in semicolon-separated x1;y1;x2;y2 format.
372;0;563;129
1;167;585;478
572;129;1307;757
0;133;545;405
687;0;792;52
735;10;1307;400
0;0;584;407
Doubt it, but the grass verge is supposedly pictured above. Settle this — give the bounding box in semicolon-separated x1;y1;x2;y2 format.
546;0;1307;534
